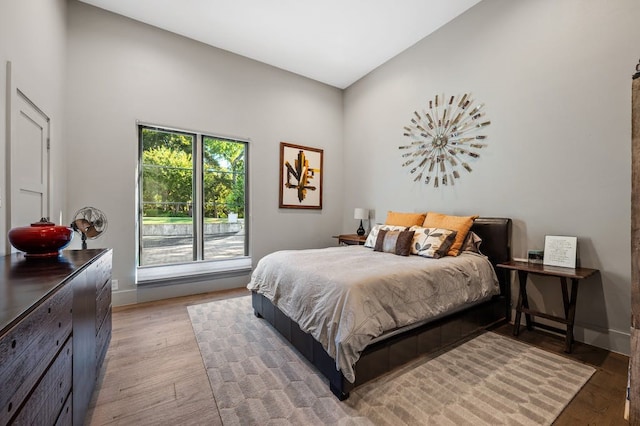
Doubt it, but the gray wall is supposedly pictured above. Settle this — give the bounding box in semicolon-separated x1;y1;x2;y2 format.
343;0;639;354
0;0;68;254
65;2;344;304
3;0;637;354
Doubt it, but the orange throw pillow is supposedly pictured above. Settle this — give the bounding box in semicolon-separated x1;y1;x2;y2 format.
385;211;427;227
422;212;478;256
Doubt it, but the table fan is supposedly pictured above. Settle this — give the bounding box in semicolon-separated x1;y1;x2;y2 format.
70;206;108;249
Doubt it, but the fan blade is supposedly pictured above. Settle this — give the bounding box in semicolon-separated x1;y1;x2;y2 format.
85;225;101;239
74;218;91;232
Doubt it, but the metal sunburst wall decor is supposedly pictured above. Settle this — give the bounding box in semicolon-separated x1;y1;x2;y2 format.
400;93;490;188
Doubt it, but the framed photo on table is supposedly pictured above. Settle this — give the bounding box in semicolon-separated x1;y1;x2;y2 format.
279;142;323;209
543;235;578;268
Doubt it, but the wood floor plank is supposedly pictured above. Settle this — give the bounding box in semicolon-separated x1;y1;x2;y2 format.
87;289;628;425
86;290;246;425
109;398;223;426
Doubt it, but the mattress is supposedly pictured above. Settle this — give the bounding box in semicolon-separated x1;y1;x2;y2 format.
247;245;499;383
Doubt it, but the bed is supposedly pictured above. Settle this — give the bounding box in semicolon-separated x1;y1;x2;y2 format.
249;217;512;400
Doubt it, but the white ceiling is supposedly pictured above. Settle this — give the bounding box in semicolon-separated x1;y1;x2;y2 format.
77;0;481;89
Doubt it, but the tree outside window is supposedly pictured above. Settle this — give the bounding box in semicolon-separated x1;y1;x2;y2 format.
139;126;248;267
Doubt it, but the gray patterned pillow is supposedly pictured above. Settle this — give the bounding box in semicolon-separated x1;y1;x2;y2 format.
410;226;458;258
461;231;483;253
374;229;415;256
364;224;408;248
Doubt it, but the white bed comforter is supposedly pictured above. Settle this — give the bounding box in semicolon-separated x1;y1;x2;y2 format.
247;245;499;383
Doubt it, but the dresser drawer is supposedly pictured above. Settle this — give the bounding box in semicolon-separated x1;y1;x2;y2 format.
12;337;73;426
96;279;112;333
54;394;72;426
94;250;112;291
96;309;112;371
0;284;73;425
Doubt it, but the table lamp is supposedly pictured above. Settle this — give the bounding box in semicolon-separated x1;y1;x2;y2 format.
354;208;368;236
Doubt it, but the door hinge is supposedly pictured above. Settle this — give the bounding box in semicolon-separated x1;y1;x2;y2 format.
47;138;50;150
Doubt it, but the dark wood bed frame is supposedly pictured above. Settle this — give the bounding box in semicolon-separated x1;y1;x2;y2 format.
251;217;512;400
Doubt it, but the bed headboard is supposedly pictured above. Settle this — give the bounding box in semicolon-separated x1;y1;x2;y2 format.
470;217;512;299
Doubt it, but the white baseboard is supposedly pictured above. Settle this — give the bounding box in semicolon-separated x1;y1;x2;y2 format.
510;308;630;356
111;272;251;307
112;288;137;306
575;324;630;356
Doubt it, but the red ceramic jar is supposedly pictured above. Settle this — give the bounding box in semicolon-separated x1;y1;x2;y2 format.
8;218;74;258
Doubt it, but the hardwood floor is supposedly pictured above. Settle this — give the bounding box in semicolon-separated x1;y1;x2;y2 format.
86;288;247;425
87;289;629;425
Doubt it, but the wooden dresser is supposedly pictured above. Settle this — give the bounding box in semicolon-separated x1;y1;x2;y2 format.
0;249;112;426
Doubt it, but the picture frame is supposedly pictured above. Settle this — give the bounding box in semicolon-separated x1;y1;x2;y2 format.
543;235;578;268
527;249;544;265
279;142;323;209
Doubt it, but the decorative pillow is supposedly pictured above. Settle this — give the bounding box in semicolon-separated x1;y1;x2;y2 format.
410;227;458;258
422;212;479;257
374;229;415;256
385;211;427;227
461;231;483;253
364;224;408;248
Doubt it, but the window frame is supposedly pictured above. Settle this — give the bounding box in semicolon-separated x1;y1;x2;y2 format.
135;122;251;285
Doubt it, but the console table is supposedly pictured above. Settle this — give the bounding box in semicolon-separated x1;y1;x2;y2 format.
0;249;112;425
496;260;598;353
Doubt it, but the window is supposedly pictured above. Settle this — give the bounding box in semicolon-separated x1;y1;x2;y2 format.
136;124;250;283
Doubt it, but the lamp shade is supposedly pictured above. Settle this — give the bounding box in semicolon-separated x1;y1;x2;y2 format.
354;208;368;220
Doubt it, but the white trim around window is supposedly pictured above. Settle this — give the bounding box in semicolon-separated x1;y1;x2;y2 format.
136;256;252;285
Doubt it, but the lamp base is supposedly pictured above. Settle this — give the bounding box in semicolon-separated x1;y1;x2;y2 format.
356;220;365;236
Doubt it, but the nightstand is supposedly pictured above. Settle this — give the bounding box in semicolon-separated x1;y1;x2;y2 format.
332;234;367;246
496;260;599;353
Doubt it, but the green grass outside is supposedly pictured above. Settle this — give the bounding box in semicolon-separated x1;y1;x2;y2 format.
143;217;239;225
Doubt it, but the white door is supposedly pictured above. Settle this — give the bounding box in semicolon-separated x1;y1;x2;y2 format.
7;86;50;249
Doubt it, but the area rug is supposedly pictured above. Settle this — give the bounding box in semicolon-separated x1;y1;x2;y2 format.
188;296;595;425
